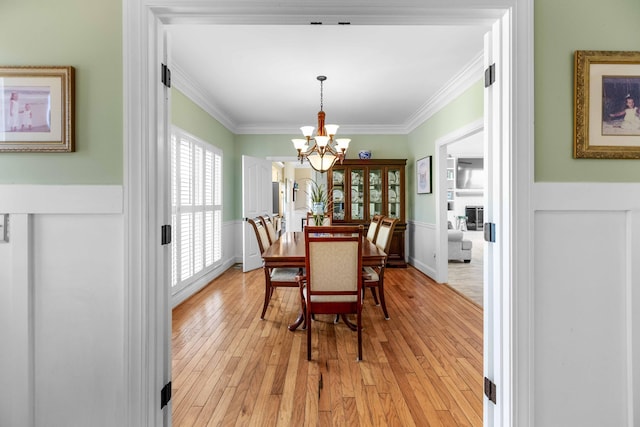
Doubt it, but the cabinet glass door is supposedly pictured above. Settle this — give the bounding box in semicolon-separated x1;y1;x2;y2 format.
350;168;365;221
387;167;401;219
331;168;345;221
368;168;383;219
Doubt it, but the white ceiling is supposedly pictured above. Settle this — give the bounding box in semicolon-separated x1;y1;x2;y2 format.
167;24;488;135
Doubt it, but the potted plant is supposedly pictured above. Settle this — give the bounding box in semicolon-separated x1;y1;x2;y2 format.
308;180;329;225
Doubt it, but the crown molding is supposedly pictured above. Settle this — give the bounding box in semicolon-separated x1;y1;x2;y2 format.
403;51;484;133
172;51;483;136
171;62;240;133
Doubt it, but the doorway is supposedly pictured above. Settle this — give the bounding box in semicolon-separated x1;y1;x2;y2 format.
123;4;534;426
441;128;485;306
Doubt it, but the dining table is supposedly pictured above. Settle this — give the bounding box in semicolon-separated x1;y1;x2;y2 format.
262;231;387;331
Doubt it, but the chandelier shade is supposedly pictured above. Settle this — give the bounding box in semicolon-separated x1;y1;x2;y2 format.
292;76;350;172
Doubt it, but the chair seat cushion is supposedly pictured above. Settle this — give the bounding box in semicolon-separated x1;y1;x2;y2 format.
270;267;299;282
363;266;379;281
461;239;473;250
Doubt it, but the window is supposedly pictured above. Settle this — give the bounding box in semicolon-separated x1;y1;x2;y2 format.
171;128;223;293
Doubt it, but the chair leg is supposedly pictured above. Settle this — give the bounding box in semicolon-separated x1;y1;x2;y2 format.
356;310;362;361
260;284;271;320
379;280;390;320
306;308;312;360
369;287;380;306
260;268;272;320
341;315;357;331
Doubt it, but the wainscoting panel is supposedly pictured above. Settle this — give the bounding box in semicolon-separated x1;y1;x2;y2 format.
0;185;126;427
533;183;640;427
407;220;437;279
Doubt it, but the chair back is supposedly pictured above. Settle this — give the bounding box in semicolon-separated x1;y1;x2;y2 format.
374;217;399;254
366;214;384;242
306;211;332;226
260;215;278;244
304;225;363;304
247;217;271;254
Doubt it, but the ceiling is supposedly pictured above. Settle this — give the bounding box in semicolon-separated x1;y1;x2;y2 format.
167;24;488;136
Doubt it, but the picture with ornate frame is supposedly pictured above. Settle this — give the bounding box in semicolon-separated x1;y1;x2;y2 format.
574;51;640;158
416;155;432;194
0;66;75;152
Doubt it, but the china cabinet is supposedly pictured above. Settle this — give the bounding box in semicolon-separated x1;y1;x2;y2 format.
328;159;406;267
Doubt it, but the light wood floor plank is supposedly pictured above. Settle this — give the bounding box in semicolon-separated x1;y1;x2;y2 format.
172;265;483;426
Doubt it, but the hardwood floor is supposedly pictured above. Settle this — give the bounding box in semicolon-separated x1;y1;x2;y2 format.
172;264;483;426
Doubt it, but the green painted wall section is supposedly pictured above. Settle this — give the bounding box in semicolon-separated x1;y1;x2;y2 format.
535;0;640;181
407;81;484;223
2;0;638;191
0;0;122;184
172;90;238;221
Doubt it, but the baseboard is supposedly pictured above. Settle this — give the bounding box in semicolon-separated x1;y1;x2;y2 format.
408;257;437;282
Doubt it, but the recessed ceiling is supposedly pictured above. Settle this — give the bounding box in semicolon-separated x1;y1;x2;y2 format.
168;24;488;134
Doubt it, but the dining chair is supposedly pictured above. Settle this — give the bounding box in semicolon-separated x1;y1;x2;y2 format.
366;214;384;243
298;225;365;361
259;214;278;245
247;217;299;319
363;216;399;320
306;211;332;226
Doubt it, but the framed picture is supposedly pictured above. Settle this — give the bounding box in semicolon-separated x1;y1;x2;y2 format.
416;156;432;194
0;66;75;152
574;51;640;158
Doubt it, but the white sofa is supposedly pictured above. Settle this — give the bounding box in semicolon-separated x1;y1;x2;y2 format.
448;229;472;263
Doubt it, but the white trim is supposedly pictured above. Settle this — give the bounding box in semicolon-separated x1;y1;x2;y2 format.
533;183;640;211
405;52;484;133
0;185;123;214
407;219;438;279
125;2;534;426
172;50;484;136
9;214;34;427
172;62;237;133
532;182;640;426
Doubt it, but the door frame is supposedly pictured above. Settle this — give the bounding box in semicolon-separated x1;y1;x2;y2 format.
435;119;484;285
123;1;534;426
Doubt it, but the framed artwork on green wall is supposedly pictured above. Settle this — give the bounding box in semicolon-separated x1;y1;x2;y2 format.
416;156;432;194
0;66;75;152
574;50;640;159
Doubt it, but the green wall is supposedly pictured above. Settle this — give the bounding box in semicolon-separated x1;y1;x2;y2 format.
172;90;238;221
407;81;484;223
0;0;122;184
535;0;640;181
2;0;639;193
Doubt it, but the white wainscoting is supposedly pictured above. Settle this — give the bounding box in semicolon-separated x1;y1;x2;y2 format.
0;185;126;427
0;186;244;426
407;220;438;280
532;183;640;427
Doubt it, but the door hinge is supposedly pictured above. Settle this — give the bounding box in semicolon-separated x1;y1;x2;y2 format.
484;222;496;243
484;63;496;87
161;63;171;88
160;381;172;409
484;377;497;404
161;224;172;245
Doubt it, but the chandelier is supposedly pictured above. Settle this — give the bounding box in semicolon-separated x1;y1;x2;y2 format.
292;75;350;172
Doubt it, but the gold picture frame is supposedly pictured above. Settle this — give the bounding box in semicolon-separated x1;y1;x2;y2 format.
0;66;75;152
574;51;640;159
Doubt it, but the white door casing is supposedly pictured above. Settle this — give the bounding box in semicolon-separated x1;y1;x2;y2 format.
123;2;534;426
